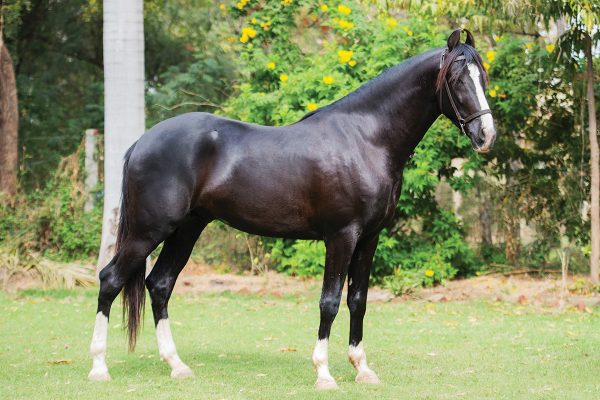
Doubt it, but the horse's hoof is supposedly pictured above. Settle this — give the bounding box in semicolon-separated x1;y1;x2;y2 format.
355;370;380;384
88;368;111;382
315;377;338;390
171;366;194;379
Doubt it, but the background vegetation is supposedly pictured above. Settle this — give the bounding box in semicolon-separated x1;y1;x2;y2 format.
0;0;599;292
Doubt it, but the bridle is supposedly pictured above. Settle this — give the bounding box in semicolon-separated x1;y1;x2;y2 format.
438;50;492;135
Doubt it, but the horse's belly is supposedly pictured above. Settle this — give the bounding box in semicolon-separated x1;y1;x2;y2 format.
199;184;324;239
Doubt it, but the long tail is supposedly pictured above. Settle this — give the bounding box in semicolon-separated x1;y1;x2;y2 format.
116;141;145;351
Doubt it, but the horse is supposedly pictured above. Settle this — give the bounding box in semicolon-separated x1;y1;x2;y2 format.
88;29;495;389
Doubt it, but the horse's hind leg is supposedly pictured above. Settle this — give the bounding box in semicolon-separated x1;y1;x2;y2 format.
89;236;157;381
347;234;380;384
145;214;210;378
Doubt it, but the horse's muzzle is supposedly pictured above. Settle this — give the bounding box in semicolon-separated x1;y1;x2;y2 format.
472;126;496;154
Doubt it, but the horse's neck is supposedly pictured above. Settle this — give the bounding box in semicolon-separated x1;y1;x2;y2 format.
334;51;442;171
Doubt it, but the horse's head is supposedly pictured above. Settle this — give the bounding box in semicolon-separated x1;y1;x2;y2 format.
436;29;496;153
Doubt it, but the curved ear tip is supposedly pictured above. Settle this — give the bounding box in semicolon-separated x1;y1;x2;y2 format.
447;29;462;49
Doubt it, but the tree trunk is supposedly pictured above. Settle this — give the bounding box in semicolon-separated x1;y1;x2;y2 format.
97;0;145;274
584;33;599;284
477;184;493;245
0;43;18;202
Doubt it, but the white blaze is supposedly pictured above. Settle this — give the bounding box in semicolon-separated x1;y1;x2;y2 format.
89;312;110;381
467;63;494;133
156;319;193;378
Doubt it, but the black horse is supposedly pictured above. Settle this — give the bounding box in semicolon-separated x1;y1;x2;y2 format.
89;29;495;389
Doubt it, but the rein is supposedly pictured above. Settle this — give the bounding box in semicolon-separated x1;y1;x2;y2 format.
438;51;491;135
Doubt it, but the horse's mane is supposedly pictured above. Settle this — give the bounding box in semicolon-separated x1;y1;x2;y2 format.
435;43;488;93
298;50;437;122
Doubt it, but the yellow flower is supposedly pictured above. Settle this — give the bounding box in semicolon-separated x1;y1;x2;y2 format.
266;62;276;70
338;4;351;15
239;34;249;43
348;60;357;67
260;21;271;30
242;27;257;38
486;50;496;62
425;269;434;277
321;4;328;12
307;102;318;111
545;43;555;53
236;0;248;9
407;30;413;36
219;4;226;10
489;89;497;97
525;43;533;50
385;18;397;29
281;0;292;5
280;74;288;82
337;49;353;63
322;75;334;84
483;62;490;71
338;19;354;30
251;18;257;24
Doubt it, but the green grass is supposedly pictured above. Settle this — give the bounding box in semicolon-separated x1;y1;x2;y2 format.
1;289;599;399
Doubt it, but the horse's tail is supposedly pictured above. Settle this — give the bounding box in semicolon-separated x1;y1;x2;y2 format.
117;141;145;351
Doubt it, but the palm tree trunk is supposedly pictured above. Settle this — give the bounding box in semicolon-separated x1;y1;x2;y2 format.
97;0;145;273
584;33;599;284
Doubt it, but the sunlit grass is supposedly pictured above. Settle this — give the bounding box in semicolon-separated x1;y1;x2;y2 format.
1;289;599;399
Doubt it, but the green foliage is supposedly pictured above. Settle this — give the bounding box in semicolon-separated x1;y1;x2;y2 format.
0;144;101;261
270;240;325;277
382;268;422;296
7;0;598;281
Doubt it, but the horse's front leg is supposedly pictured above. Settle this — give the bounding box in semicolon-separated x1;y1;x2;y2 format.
312;226;360;390
347;234;381;384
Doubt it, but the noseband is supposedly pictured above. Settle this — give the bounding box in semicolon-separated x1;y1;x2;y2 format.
438;51;492;135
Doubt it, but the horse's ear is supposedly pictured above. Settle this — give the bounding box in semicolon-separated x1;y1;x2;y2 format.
464;29;475;48
447;29;461;50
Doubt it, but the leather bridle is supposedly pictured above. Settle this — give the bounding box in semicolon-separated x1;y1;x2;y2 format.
438;51;492;135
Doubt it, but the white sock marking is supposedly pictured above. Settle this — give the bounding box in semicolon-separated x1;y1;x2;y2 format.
312;339;335;384
156;319;192;377
468;63;495;135
89;312;110;380
349;341;380;383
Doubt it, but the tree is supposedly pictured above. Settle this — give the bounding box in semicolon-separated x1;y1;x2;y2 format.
97;0;145;271
583;31;598;282
0;3;20;201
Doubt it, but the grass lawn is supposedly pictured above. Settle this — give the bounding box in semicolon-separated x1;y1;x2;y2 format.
0;288;599;399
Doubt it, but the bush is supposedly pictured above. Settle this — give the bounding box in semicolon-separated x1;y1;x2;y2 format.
0;142;102;262
270;240;325;277
383;268;422;296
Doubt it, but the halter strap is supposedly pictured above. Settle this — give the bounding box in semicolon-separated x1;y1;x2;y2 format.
438;50;491;135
